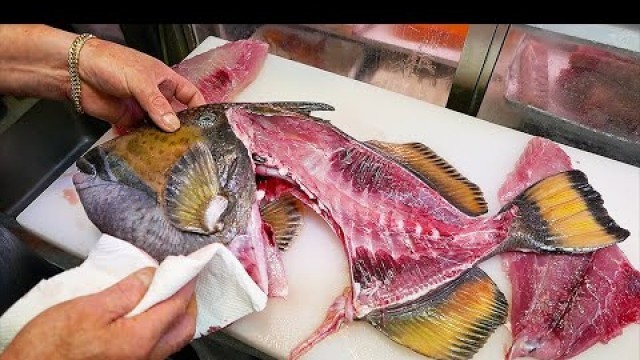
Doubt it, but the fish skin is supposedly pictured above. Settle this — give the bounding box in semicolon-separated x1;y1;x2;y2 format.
73;104;277;295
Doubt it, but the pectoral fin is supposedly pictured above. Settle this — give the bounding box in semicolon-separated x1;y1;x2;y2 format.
260;194;304;251
366;140;488;216
164;142;227;234
365;267;507;360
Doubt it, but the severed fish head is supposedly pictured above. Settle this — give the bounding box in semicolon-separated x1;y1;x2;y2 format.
73;104;256;260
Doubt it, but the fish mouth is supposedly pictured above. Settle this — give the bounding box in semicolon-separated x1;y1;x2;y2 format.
72;171;106;192
76;156;96;176
76;146;112;176
73;153;99;188
74;147;117;188
75;147;120;185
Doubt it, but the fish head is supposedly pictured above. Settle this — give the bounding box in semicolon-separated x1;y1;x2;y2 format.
73;104;256;260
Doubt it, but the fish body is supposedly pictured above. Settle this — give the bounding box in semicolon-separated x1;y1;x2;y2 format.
223;103;630;359
227;104;627;312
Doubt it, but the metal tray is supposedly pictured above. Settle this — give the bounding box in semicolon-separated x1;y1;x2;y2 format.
506;97;640;167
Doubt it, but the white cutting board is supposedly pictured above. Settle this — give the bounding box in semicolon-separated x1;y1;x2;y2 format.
17;37;640;360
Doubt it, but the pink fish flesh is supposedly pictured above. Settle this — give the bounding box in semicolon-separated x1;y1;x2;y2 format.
223;105;630;359
506;37;550;110
499;137;640;360
231;107;506;314
172;39;269;107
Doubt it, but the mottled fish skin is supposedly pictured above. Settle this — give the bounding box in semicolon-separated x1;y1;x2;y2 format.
73;105;255;259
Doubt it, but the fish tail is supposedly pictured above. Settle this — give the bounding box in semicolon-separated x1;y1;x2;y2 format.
501;170;629;253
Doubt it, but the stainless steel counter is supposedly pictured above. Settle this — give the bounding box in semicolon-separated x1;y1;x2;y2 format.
477;25;640;166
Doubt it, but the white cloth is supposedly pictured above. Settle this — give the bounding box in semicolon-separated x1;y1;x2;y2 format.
0;234;267;352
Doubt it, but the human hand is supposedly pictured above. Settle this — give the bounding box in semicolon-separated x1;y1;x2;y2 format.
0;25;205;132
76;37;205;132
0;267;197;360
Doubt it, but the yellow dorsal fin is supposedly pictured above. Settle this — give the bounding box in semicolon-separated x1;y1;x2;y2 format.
366;140;488;216
260;194;304;251
365;267;507;360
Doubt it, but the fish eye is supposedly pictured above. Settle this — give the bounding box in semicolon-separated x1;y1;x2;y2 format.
195;113;217;127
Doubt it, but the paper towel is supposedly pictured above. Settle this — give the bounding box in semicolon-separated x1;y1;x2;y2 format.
0;234;267;352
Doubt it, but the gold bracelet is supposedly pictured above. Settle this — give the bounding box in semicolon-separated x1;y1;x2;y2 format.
67;33;95;114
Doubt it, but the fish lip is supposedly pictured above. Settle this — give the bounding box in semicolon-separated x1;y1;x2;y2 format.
76;156;96;176
71;171;92;188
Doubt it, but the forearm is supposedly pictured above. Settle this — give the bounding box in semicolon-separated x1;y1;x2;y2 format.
0;24;76;100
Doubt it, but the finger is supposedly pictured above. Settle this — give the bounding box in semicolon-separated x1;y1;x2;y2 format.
127;279;197;341
80;85;146;128
148;315;195;360
130;80;181;132
88;267;156;322
148;296;198;360
168;73;206;108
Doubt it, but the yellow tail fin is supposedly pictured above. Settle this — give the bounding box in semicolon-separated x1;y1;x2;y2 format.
504;170;629;253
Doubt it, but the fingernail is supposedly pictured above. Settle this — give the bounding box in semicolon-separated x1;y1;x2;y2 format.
161;113;180;132
134;267;155;287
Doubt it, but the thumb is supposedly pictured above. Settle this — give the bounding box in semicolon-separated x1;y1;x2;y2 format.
89;267;156;322
132;84;181;132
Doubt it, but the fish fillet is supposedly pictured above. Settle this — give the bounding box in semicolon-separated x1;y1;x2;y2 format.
500;137;640;360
